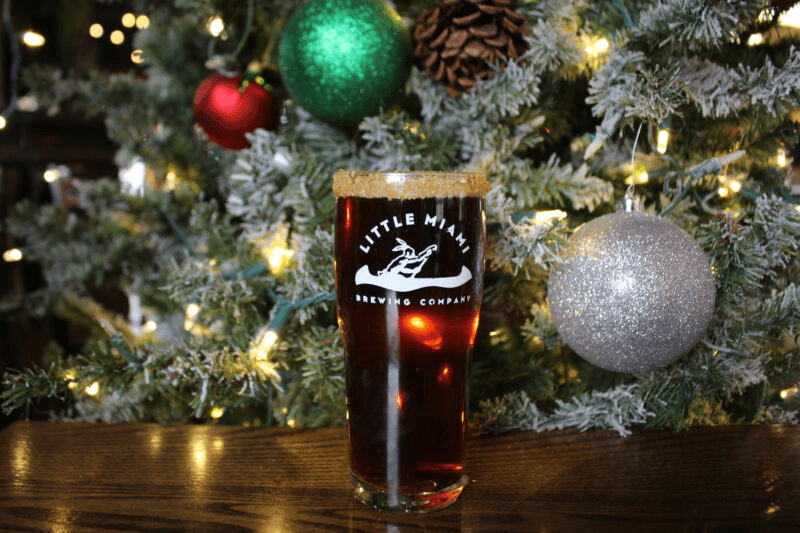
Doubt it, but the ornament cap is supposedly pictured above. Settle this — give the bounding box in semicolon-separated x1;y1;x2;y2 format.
621;190;643;213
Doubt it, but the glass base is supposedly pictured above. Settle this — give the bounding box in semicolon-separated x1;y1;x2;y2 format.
350;473;467;513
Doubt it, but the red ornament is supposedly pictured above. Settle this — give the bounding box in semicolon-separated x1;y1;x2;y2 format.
193;73;279;150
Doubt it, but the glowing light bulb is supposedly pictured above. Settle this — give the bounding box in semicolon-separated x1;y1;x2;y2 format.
779;4;800;27
533;210;567;225
747;33;764;46
89;23;104;38
84;382;100;396
110;30;125;45
656;129;670;154
776;148;788;167
3;248;23;262
22;31;45;47
718;176;741;197
255;226;295;274
210;406;225;419
0;116;6;129
267;246;295;274
43;168;60;183
131;50;144;64
64;370;79;390
625;169;649;186
249;328;281;377
252;329;278;359
184;303;201;331
121;13;136;28
136;15;150;30
207;16;225;37
165;170;177;190
119;159;146;194
586;37;609;56
143;320;157;333
780;387;798;399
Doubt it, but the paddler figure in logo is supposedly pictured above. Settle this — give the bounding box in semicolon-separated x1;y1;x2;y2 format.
378;239;437;278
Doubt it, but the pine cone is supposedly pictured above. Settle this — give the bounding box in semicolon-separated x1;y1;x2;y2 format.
412;0;531;97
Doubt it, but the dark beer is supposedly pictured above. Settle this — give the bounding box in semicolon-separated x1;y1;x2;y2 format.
333;170;488;512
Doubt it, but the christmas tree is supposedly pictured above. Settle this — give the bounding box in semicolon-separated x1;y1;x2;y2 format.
2;0;800;436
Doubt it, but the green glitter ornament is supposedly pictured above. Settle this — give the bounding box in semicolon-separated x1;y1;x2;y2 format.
279;0;411;127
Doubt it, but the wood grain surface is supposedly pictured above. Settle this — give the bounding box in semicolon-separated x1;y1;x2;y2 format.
1;421;799;532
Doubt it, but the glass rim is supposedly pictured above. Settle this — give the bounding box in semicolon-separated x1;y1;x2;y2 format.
333;169;490;200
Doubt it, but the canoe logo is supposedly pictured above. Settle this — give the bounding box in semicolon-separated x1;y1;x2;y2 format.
356;237;472;292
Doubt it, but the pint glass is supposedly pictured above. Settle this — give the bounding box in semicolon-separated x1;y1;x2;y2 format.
333;169;489;512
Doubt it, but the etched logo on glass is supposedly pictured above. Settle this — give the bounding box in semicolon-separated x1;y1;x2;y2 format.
355;238;472;292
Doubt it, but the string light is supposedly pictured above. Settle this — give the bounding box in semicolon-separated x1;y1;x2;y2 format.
2;248;22;262
22;31;45;47
121;13;136;28
747;33;764;46
776;147;788;167
136;15;151;30
249;328;280;378
84;382;100;396
131;50;144;64
43;168;60;183
254;227;295;274
143;320;157;334
780;387;798;399
119;159;146;194
0;116;6;130
779;4;800;27
585;37;610;56
110;30;125;45
89;23;104;38
184;302;201;331
251;329;278;359
63;369;79;390
656;129;670;154
267;245;295;274
206;16;225;37
533;210;567;225
210;406;225;419
165;170;178;190
718;176;742;198
625;164;650;186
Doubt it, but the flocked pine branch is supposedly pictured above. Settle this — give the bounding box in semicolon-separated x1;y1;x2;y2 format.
473;384;653;437
630;0;764;52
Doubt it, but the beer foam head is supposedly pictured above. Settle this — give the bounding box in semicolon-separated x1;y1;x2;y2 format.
333;170;490;199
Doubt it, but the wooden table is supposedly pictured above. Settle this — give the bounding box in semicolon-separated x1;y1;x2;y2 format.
1;421;799;532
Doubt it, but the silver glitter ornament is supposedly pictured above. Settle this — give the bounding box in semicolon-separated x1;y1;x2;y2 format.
547;211;716;374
